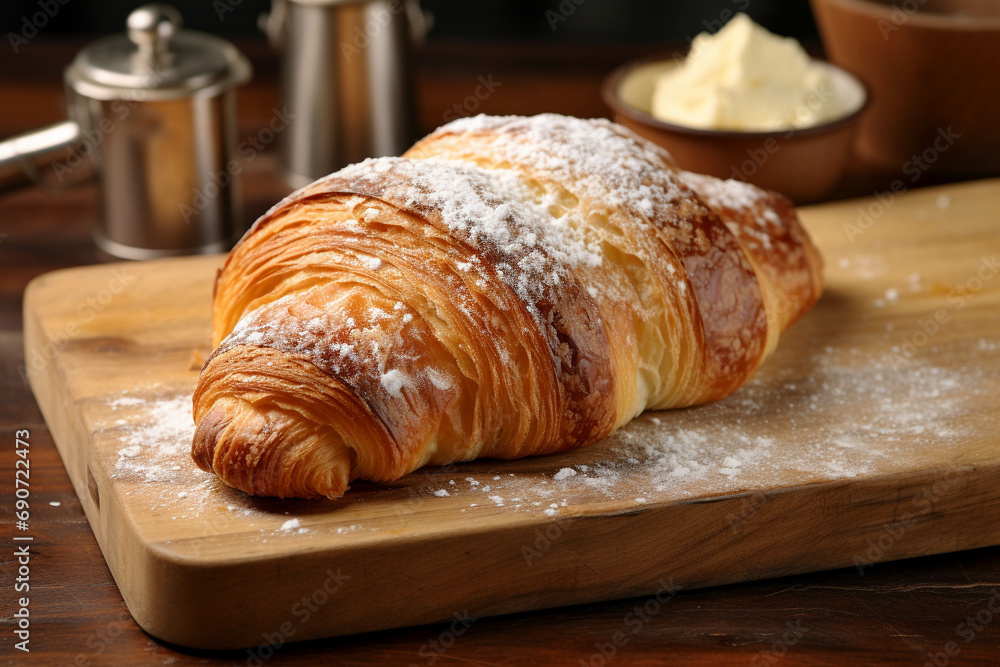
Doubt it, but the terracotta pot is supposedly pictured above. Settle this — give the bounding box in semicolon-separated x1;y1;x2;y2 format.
811;0;1000;177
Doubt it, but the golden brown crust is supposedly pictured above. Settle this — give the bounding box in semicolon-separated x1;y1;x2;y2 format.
192;114;823;499
676;171;824;358
407;115;771;404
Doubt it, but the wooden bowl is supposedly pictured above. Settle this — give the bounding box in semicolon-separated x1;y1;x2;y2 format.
811;0;1000;177
602;57;868;203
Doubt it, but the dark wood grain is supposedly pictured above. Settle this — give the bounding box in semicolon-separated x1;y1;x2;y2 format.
3;39;1000;666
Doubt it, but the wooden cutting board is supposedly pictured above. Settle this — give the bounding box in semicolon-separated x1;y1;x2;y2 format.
23;179;1000;650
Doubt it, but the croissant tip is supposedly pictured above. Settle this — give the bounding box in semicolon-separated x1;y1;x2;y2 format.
191;402;227;474
192;395;354;500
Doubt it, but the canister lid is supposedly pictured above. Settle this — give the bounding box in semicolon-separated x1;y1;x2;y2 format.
66;4;252;101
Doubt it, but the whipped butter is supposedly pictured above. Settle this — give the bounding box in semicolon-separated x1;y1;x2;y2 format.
651;13;839;131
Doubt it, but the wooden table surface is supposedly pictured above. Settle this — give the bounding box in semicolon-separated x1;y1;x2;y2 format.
2;39;1000;666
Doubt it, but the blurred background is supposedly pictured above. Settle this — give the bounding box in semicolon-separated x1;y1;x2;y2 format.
2;0;996;261
0;0;821;43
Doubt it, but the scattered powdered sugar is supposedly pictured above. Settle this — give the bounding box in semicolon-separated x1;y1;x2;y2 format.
719;456;743;477
839;253;889;281
405;347;992;512
226;144;627;405
100;337;995;534
435;113;683;216
677;171;767;213
425;368;452;391
108;396;146;409
216;287;430;412
102;389;344;540
111;394;196;483
225;114;787;419
334;155;604;315
379;369;407;398
277;518;309;535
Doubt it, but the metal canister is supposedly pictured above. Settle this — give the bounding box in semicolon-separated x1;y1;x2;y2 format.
261;0;427;187
0;4;252;259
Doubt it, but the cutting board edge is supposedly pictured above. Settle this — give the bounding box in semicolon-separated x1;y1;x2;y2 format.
121;462;1000;649
22;288;153;631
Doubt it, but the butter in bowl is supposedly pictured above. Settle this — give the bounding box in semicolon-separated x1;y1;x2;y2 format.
602;13;868;203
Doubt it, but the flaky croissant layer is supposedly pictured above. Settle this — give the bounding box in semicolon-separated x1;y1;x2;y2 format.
192;114;822;499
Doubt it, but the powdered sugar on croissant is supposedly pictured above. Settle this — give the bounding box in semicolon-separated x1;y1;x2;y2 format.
192;114;822;499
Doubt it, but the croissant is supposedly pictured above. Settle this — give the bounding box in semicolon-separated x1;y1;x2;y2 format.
192;114;822;499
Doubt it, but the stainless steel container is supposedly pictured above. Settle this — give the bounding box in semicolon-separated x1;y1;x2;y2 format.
0;4;252;259
262;0;426;187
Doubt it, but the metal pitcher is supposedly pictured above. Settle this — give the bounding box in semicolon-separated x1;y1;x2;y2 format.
261;0;428;188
